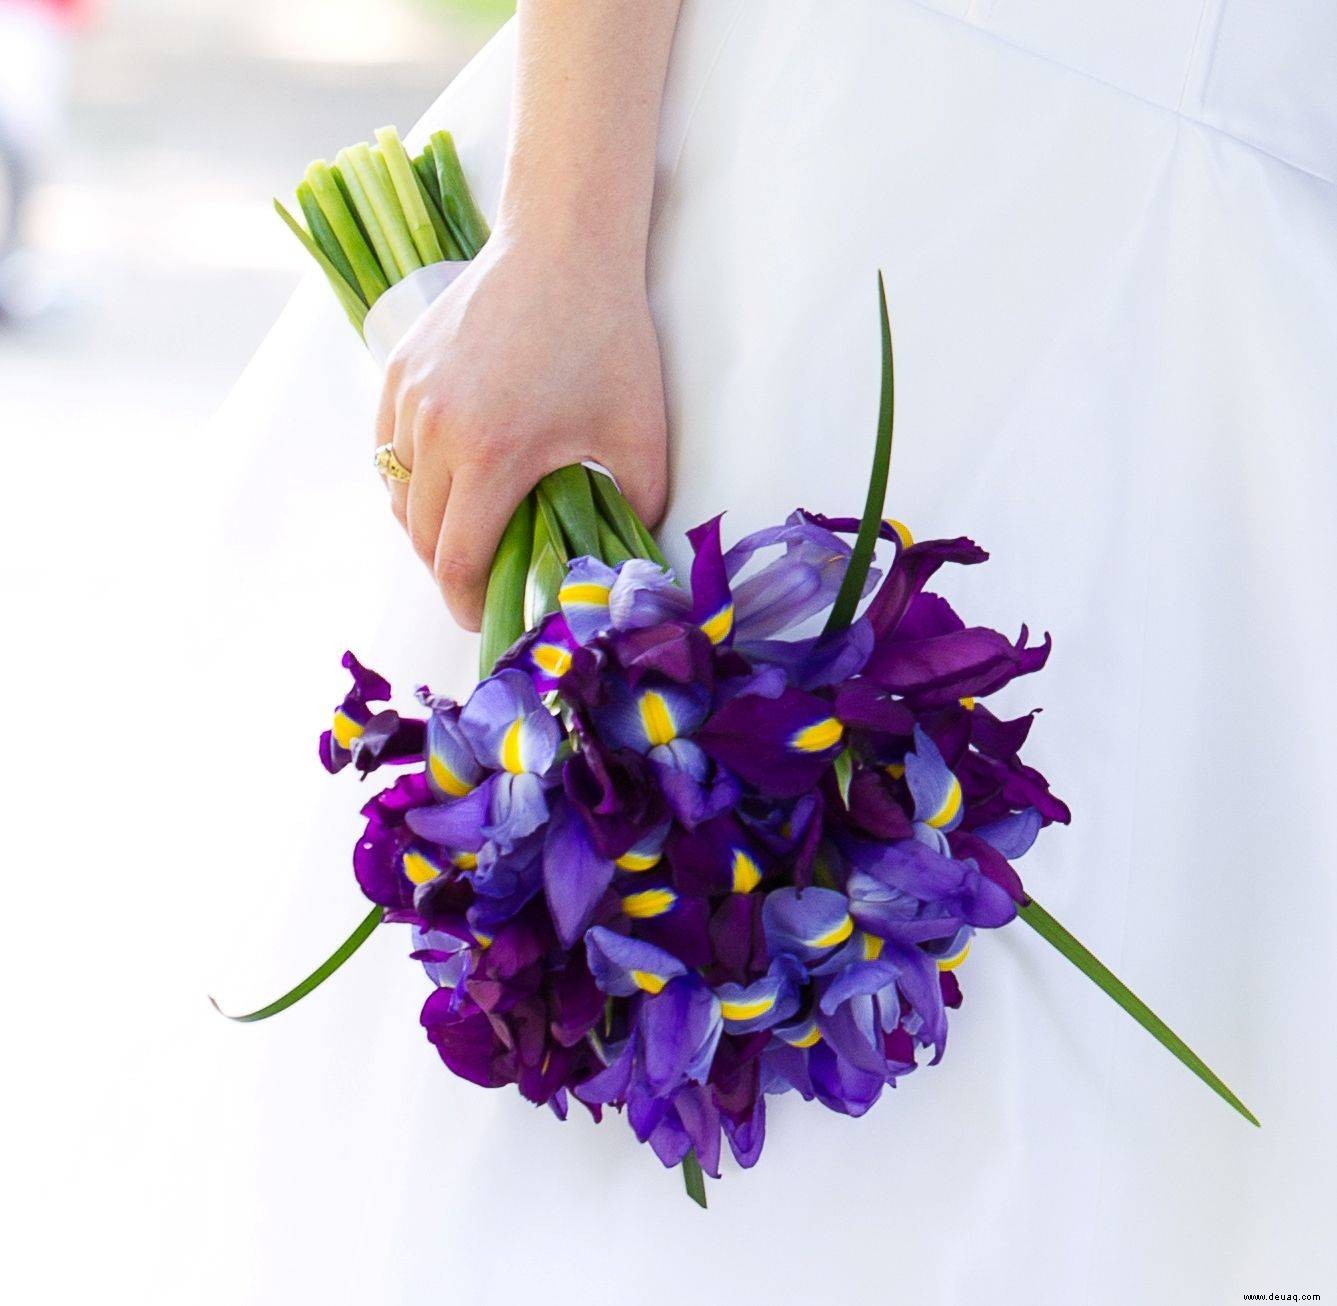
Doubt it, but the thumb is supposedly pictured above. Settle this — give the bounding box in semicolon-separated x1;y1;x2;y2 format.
603;429;669;531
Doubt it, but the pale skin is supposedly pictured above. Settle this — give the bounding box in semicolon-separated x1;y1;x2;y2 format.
376;0;684;631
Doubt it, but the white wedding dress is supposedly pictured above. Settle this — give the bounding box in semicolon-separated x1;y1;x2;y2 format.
203;3;1337;1302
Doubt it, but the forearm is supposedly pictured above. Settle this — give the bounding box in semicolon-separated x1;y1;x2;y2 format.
496;0;684;274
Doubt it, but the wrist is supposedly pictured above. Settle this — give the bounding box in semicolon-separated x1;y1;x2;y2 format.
488;209;649;292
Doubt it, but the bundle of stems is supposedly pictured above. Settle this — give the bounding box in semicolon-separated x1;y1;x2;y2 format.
278;125;663;674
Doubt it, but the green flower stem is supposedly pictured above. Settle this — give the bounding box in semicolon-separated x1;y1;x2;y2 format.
527;508;567;629
1019;898;1259;1127
303;161;388;303
273;200;368;330
333;151;402;287
210;906;384;1023
588;469;667;568
295;180;360;299
376;127;445;267
430;131;492;258
597;518;634;564
479;493;536;676
537;466;602;560
411;159;466;262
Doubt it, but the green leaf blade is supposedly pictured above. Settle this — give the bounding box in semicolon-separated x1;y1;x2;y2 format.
1019;898;1259;1127
210;905;384;1023
680;1150;708;1208
824;269;895;634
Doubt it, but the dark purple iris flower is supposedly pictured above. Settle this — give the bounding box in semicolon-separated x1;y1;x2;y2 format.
322;509;1068;1167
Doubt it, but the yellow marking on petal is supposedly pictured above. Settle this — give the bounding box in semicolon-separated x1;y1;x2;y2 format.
938;940;972;972
927;775;963;829
885;762;906;779
638;691;677;747
429;753;475;797
959;696;976;711
558;582;611;607
332;711;364;750
720;993;776;1022
621;888;677;919
885;518;914;548
615;848;662;873
808;914;854;950
630;969;667;995
790;717;844;754
473;931;493;949
862;933;885;961
787;1021;821;1049
730;849;762;894
532;643;572;678
452;851;478;871
699;603;735;645
500;718;525;774
402;851;441;886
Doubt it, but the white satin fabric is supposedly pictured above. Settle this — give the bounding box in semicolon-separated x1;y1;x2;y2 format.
203;4;1337;1301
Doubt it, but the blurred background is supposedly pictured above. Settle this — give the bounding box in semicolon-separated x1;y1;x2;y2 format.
0;0;511;432
0;2;511;1298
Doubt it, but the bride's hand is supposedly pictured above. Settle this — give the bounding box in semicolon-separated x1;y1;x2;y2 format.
374;232;668;631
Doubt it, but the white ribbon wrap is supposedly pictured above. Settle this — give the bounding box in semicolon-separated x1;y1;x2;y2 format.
362;261;471;368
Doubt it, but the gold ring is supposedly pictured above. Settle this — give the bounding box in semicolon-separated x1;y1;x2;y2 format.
373;443;411;483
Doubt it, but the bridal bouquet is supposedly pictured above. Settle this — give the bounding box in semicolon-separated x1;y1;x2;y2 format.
220;127;1256;1206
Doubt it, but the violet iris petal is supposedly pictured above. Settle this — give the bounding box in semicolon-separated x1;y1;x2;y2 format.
542;798;615;949
557;557;619;644
863;536;989;638
485;771;552;851
495;611;577;692
607;621;714;688
714;954;805;1034
723;514;876;642
420;990;509;1088
584;925;687;997
762;887;856;964
904;725;965;833
420;704;483;800
404;782;489;850
686;514;734;646
608;560;691;630
696;686;845;799
865;617;1053;709
808;1041;886;1117
974;806;1043;859
639;976;723;1094
591;676;710;755
459;669;563;776
743;618;875;689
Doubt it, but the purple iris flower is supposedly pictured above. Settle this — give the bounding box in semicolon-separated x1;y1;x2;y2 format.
319;651;425;775
323;503;1070;1178
558;556;689;646
457;669;564;852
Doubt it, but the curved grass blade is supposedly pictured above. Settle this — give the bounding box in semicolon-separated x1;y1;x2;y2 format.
824;270;894;634
210;905;384;1023
1019;898;1259;1126
480;492;535;676
680;1150;708;1208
